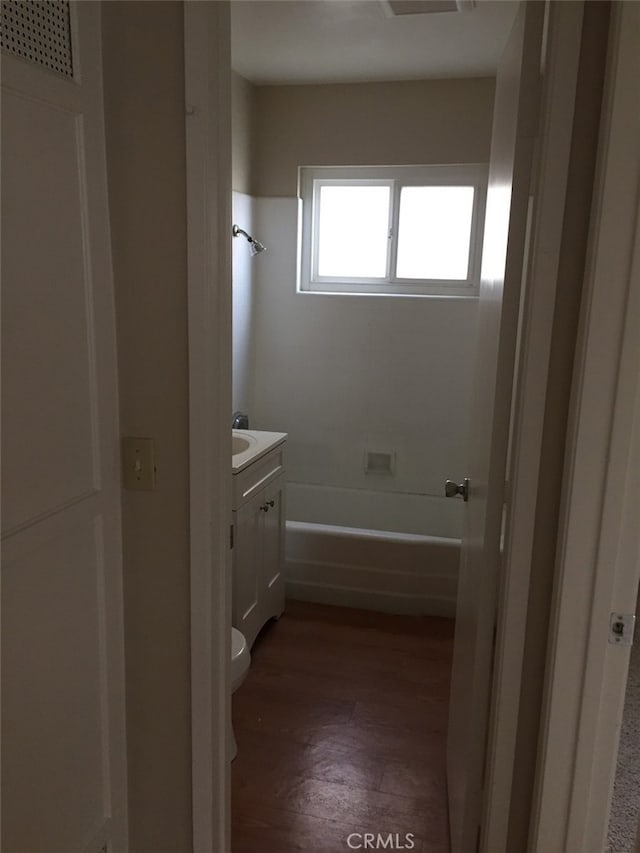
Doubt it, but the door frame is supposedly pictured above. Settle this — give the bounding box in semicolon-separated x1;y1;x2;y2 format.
480;2;588;849
184;3;233;852
182;1;639;851
530;3;640;849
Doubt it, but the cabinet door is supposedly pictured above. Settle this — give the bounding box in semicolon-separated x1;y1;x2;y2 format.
232;491;263;649
261;477;286;624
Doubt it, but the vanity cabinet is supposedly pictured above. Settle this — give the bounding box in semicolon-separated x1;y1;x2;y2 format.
232;440;286;649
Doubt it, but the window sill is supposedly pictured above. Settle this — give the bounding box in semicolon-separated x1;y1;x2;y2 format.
296;286;479;300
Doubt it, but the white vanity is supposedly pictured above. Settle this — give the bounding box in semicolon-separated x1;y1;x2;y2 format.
232;430;287;649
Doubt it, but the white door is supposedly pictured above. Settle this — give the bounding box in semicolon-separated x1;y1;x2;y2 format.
446;5;544;851
1;3;127;852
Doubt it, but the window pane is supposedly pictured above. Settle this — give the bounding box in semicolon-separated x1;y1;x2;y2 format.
396;186;474;280
317;185;390;278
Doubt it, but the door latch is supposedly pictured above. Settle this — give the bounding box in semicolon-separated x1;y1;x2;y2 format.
608;612;635;646
445;478;470;502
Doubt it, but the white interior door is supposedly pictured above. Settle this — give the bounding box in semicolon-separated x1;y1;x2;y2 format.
446;5;544;852
1;3;127;851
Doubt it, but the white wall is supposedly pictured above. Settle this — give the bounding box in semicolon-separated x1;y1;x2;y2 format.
232;77;492;538
102;3;193;849
249;197;478;536
231;71;254;195
232;191;257;414
253;77;495;197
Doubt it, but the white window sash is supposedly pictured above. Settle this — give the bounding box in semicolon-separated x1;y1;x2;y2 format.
298;164;488;297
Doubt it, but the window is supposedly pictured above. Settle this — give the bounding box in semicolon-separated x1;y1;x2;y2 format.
298;165;487;297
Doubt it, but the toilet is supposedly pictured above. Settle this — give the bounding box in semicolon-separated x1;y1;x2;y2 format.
230;627;250;760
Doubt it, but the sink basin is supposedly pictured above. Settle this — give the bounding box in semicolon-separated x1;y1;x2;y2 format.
232;434;252;455
232;429;288;473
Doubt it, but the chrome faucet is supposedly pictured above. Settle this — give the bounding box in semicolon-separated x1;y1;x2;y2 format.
232;411;249;429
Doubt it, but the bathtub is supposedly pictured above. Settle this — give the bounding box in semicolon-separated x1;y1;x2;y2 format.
285;484;461;618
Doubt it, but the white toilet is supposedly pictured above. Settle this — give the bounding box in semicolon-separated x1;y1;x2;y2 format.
230;627;250;760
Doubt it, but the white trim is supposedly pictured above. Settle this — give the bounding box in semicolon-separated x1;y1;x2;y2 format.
531;3;640;849
184;3;232;852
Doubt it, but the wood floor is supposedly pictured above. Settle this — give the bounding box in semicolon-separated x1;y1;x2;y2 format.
232;600;455;853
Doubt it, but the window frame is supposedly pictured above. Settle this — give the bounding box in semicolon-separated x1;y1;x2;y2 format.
298;164;488;297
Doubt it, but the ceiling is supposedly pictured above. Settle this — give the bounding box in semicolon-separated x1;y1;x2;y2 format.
230;0;519;86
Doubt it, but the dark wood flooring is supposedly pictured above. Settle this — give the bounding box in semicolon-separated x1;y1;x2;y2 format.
232;600;454;853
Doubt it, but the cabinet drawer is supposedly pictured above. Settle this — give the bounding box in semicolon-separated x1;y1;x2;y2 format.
232;446;285;509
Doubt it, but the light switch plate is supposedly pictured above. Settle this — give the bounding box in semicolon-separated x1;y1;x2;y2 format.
122;437;156;491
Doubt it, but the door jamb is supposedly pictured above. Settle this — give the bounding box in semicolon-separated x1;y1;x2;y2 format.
480;3;586;849
184;3;233;851
182;2;640;851
530;3;640;849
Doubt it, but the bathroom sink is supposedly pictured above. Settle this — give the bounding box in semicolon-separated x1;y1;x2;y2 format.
232;434;252;455
232;429;287;473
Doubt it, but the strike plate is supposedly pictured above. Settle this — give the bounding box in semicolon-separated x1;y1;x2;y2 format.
608;612;636;646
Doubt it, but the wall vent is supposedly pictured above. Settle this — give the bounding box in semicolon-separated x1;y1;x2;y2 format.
364;450;396;476
1;0;73;78
381;0;475;16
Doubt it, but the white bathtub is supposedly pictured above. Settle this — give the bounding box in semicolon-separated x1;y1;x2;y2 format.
285;484;461;617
